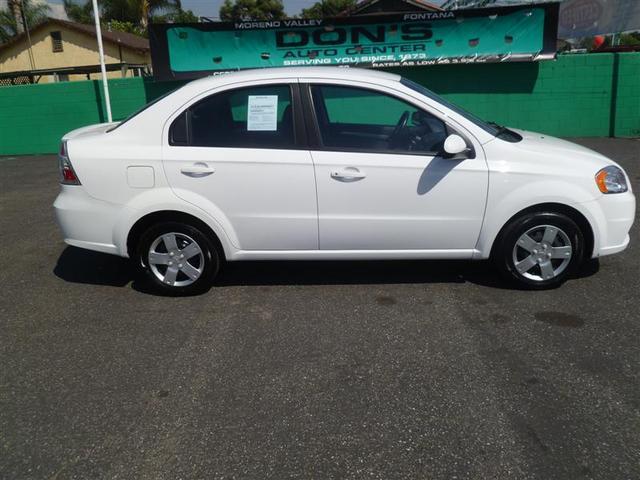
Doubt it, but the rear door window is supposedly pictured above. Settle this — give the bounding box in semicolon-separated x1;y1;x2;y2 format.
170;85;295;149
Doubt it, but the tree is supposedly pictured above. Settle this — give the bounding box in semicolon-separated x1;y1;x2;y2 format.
63;0;182;29
619;32;640;46
153;8;199;23
116;0;183;28
8;0;23;33
107;19;146;36
0;0;50;42
63;0;93;23
219;0;285;22
575;32;640;52
299;0;356;18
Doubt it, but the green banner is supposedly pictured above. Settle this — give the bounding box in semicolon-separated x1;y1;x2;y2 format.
149;3;559;80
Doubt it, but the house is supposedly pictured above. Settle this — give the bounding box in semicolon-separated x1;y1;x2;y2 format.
339;0;443;16
0;18;150;84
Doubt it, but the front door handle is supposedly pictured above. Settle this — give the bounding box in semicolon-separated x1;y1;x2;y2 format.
180;163;215;177
330;167;366;182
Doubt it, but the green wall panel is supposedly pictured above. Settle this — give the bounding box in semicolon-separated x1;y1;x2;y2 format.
0;53;638;156
0;78;183;156
389;52;640;138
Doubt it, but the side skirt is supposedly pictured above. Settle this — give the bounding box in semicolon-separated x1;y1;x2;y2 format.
228;249;480;261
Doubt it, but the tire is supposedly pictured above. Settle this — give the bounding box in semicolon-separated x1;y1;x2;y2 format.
492;212;584;290
136;221;220;296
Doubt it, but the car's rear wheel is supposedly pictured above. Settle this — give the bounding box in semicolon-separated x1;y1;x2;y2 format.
493;212;584;289
136;222;220;295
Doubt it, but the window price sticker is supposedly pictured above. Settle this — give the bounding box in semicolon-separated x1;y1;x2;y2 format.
247;95;278;131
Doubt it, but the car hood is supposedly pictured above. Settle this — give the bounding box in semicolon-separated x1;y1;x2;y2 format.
510;129;617;169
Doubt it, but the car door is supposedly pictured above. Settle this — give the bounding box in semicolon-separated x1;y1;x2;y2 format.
303;81;488;253
162;80;318;251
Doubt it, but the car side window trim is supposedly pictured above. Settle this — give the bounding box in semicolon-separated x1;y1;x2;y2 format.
291;82;307;148
300;82;475;158
300;83;322;149
168;82;307;150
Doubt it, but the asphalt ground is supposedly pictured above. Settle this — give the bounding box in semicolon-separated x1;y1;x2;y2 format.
1;138;639;479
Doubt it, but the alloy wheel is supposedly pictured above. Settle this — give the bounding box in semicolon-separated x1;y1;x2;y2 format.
147;232;204;287
512;225;573;282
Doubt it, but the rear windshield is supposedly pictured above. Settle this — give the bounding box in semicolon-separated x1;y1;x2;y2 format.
107;89;175;132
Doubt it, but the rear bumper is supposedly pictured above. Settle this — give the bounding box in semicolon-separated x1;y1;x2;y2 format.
53;185;124;256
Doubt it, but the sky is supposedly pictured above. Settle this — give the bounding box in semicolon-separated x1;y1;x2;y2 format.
1;0;446;22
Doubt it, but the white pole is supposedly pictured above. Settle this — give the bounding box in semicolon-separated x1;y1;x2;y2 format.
91;0;113;122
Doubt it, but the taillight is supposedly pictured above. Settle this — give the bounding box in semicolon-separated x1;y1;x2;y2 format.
58;141;81;185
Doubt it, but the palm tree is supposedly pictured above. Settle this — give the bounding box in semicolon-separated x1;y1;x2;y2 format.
64;0;181;28
0;0;50;42
140;0;183;27
8;0;24;34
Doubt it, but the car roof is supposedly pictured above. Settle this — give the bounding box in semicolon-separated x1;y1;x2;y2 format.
187;66;402;88
115;65;495;145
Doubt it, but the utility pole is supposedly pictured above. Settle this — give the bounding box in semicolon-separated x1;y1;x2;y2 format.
91;0;113;122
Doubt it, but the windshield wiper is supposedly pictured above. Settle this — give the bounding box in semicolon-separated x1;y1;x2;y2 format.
488;121;523;143
488;121;509;135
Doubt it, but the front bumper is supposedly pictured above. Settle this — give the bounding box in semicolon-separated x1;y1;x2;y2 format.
53;185;123;256
583;190;636;258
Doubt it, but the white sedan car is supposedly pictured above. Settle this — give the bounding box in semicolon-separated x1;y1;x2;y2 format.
54;67;635;295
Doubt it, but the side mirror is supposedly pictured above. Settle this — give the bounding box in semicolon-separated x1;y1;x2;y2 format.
443;134;468;156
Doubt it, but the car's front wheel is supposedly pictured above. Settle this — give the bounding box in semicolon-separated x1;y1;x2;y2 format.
493;212;584;289
136;222;220;295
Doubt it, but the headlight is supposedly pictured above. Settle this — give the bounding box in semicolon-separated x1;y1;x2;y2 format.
595;166;628;194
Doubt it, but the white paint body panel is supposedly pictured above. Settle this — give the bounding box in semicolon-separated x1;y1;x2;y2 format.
127;166;155;188
301;77;488;252
475;130;635;259
52;67;635;264
312;150;487;252
162;147;318;250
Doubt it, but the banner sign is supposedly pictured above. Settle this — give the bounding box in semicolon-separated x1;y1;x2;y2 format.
149;3;559;81
559;0;640;38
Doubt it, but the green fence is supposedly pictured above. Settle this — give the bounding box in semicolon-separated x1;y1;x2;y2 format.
0;53;638;156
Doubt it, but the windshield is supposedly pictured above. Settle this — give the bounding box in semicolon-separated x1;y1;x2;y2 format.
400;78;501;136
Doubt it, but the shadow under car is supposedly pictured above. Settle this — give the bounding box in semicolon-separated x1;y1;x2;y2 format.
54;246;601;292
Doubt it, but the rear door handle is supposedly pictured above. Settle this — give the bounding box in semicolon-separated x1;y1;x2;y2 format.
180;163;215;177
330;167;366;182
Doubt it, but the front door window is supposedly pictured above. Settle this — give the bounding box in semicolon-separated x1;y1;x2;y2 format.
310;85;448;154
